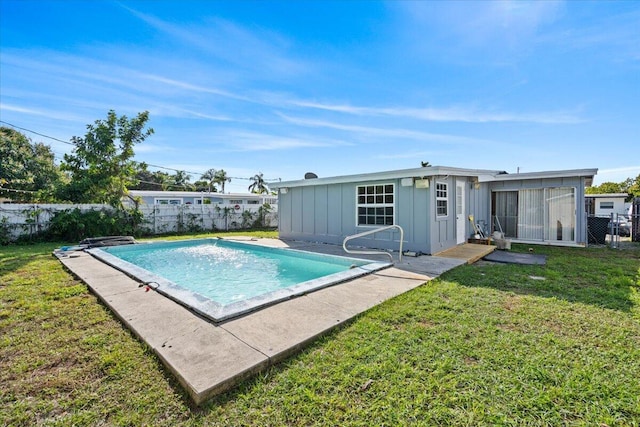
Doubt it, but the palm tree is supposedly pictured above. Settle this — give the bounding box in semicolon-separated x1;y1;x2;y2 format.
248;172;269;194
200;168;217;193
213;169;231;194
172;170;194;191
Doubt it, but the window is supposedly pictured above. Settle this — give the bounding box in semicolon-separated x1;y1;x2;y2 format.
492;187;575;242
155;198;182;205
493;191;518;237
435;182;448;217
357;184;394;226
228;199;243;204
600;201;614;209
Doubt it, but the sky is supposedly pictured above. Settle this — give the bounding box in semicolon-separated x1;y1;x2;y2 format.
1;0;639;193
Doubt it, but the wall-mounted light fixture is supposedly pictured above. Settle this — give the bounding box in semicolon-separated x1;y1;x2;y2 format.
415;178;429;189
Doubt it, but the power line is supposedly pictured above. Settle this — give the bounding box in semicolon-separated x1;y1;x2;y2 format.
0;187;38;194
1;121;281;182
0;120;74;145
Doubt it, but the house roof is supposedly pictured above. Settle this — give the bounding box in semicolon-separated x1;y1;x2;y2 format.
127;190;271;198
480;168;598;186
272;166;598;189
585;193;628;199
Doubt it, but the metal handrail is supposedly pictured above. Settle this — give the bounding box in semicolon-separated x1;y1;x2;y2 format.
343;224;404;263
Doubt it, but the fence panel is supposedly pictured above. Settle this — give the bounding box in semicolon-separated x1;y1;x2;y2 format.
631;197;640;243
0;204;112;240
0;203;278;242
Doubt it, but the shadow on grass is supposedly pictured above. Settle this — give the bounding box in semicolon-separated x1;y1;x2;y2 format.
442;244;640;312
0;242;70;278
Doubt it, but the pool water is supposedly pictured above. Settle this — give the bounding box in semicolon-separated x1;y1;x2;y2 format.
88;238;389;322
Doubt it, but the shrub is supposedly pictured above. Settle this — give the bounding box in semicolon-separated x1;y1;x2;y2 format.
46;207;145;242
0;216;10;245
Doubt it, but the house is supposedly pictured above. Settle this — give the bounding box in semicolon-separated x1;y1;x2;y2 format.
585;193;629;218
125;190;277;210
271;166;597;255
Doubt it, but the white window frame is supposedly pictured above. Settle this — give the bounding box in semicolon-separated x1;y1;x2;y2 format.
599;201;614;209
356;183;395;227
435;182;449;217
154;198;183;205
492;187;576;243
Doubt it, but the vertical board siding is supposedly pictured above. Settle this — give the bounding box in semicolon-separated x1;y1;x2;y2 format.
314;185;328;235
327;185;343;236
302;187;316;235
276;172;592;252
291;188;303;233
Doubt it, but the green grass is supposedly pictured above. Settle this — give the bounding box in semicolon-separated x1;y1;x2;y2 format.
2;235;639;426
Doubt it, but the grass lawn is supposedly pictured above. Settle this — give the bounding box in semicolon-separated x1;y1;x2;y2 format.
1;232;639;426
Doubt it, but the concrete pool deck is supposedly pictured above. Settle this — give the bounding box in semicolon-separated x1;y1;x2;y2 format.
55;238;467;405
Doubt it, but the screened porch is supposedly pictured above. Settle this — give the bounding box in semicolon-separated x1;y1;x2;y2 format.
491;187;576;243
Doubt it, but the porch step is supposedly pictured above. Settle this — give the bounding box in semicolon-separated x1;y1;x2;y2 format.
435;243;496;264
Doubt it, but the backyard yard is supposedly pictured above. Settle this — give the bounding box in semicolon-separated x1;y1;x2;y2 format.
1;232;639;426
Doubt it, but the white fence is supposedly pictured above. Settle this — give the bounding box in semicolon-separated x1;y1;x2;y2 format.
0;204;110;240
136;204;278;235
0;203;278;241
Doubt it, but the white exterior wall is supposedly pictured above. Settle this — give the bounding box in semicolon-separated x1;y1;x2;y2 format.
588;194;628;217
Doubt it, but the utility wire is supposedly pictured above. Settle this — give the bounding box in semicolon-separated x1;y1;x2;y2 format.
2;121;281;182
0;120;75;146
0;187;38;194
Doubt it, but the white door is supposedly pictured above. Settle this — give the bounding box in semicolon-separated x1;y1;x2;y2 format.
456;179;466;244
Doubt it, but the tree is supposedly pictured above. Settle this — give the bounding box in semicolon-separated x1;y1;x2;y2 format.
166;170;194;191
192;178;215;192
624;174;640;199
587;174;640;201
0;127;65;202
214;169;231;194
60;110;154;206
586;182;625;195
200;168;218;193
248;172;269;194
130;165;170;191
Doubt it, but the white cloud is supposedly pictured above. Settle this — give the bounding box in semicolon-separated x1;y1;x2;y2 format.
597;166;640;177
535;8;640;63
139;74;252;102
209;129;347;152
289;100;583;124
278;113;503;145
122;6;308;78
592;166;640;185
0;103;87;122
397;1;564;49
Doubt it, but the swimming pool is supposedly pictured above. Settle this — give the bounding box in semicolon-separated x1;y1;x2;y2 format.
88;238;390;322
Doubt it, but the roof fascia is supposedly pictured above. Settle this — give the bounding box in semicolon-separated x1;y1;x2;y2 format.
478;168;598;183
272;166;504;188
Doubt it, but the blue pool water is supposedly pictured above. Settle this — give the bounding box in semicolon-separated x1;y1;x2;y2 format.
89;238;389;322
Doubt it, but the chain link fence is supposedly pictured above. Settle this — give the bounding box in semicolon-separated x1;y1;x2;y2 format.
587;211;636;248
631;197;640;243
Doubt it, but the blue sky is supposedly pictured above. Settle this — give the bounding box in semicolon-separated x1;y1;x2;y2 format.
1;0;638;193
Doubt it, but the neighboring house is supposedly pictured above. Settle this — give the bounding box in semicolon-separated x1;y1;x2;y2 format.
585;193;628;217
125;190;277;210
272;166;597;255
